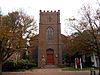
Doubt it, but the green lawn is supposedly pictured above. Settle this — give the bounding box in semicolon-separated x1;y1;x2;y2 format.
62;67;96;71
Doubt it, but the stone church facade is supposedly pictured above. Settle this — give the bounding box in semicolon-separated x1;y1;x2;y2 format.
29;10;67;68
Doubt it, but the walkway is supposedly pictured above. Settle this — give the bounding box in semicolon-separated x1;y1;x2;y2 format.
2;68;98;75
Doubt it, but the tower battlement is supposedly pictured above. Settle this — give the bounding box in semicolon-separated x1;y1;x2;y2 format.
40;10;60;13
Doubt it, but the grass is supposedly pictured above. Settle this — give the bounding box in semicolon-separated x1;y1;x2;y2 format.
62;67;95;71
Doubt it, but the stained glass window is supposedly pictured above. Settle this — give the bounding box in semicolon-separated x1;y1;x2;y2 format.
46;27;53;40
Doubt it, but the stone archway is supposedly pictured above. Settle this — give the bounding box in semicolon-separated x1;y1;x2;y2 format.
46;48;54;65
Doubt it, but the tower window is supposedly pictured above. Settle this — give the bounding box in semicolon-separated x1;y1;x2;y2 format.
46;27;53;40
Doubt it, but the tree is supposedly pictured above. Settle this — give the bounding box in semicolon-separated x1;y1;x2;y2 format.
72;31;95;53
1;10;37;54
0;10;37;73
28;35;38;64
2;11;37;58
79;5;100;74
66;4;100;74
0;26;25;73
1;10;37;39
61;34;79;66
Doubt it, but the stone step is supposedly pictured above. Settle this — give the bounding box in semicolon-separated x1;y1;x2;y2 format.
44;65;58;68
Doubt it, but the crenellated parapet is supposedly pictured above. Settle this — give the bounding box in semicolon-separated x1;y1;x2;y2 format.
40;10;60;14
39;10;60;25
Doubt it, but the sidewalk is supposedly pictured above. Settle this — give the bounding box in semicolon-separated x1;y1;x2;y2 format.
2;68;99;75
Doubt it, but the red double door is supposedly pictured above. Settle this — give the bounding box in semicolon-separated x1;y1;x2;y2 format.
46;54;54;64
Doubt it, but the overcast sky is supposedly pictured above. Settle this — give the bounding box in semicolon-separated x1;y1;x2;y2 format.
0;0;99;35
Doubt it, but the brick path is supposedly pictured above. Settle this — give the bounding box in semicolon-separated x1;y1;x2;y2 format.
2;68;99;75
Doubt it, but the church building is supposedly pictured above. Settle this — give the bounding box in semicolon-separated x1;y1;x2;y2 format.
38;10;62;67
29;10;67;68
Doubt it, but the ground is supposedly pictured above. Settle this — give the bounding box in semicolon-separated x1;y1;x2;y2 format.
2;68;99;75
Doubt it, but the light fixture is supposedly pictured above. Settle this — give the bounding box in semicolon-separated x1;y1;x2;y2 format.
56;54;58;58
42;55;44;58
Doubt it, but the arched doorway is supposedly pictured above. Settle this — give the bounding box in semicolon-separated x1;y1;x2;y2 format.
46;48;54;65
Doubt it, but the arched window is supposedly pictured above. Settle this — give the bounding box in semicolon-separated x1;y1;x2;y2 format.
46;27;53;40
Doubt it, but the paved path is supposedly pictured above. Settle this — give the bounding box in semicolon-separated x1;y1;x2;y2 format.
2;68;99;75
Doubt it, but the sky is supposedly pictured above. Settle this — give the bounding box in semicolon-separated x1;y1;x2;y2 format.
0;0;99;35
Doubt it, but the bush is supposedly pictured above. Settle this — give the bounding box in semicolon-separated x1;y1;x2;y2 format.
27;63;36;69
3;59;36;72
3;60;16;71
84;61;94;67
16;59;29;69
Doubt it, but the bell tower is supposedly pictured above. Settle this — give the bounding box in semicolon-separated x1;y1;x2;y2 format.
38;10;62;67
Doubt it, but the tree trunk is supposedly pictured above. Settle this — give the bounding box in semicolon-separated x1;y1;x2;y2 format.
0;63;2;75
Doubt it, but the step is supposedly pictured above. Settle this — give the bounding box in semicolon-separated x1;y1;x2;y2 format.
44;65;58;68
